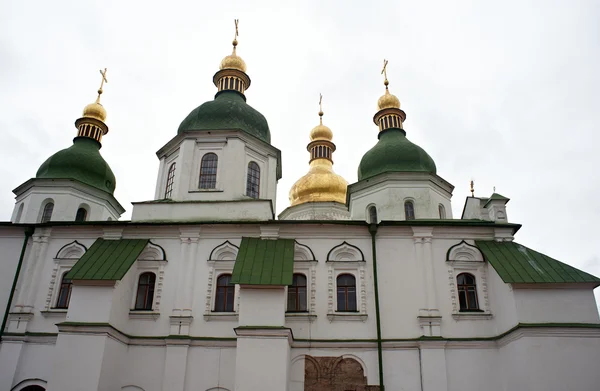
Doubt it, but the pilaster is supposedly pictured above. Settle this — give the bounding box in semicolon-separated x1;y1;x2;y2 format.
412;227;441;336
161;341;190;391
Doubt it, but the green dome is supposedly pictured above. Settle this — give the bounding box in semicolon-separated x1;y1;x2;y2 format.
358;129;437;181
178;90;271;144
36;137;116;194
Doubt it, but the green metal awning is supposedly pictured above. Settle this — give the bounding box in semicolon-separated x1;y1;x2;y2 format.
231;237;295;285
476;240;600;285
66;238;149;281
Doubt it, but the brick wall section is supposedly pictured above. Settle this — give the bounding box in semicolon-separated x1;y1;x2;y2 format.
304;355;380;391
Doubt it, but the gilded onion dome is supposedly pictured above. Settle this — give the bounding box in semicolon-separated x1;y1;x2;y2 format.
220;38;247;72
289;97;348;206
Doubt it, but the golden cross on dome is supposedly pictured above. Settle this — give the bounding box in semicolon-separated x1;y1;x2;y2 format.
381;59;389;88
470;180;475;197
318;93;324;123
96;68;108;103
234;19;239;39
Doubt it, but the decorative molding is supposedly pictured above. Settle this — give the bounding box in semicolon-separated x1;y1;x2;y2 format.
294;240;316;261
326;241;365;262
446;240;484;262
260;225;280;239
204;261;238;317
54;240;87;259
129;311;160;320
327;313;368;322
138;241;167;261
208;240;239;261
285;313;317;323
327;264;368;318
103;227;123;240
447;252;491;318
204;313;239;321
452;313;494;321
40;309;67;318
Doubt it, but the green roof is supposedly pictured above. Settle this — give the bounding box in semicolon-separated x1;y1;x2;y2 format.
357;129;437;181
36;137;117;195
484;193;510;207
231;237;295;285
66;238;149;281
476;240;600;284
178;90;271;144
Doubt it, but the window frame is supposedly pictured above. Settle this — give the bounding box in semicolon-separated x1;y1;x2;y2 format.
75;207;88;222
164;161;176;198
134;272;157;311
336;273;358;312
214;273;236;313
43;241;87;316
438;204;446;219
368;205;378;224
246;161;261;199
287;273;308;313
404;200;415;220
199;152;219;190
456;272;480;312
40;201;54;223
54;271;73;309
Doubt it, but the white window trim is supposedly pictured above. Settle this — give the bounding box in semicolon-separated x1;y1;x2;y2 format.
191;143;225;192
204;261;240;321
129;242;167;320
42;241;86;316
285;260;318;323
447;241;492;320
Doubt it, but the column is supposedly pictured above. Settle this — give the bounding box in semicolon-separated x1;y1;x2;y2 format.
161;343;190;391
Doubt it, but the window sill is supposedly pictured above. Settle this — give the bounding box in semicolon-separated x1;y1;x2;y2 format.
327;313;368;322
40;309;68;318
204;313;239;321
286;313;317;323
189;189;224;193
129;310;160;320
452;311;493;320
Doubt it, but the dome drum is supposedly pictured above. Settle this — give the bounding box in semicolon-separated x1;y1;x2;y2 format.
373;108;406;131
308;140;335;163
213;68;251;95
75;117;108;144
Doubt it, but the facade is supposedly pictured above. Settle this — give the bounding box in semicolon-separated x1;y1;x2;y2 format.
1;26;599;391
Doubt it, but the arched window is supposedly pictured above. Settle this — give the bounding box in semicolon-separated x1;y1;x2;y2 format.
404;200;415;220
55;271;72;309
287;273;307;312
164;162;176;198
21;386;46;391
75;207;87;222
438;204;446;219
246;161;260;199
368;205;378;224
457;273;479;311
41;202;54;223
134;272;156;310
336;274;357;312
214;274;235;312
199;153;218;189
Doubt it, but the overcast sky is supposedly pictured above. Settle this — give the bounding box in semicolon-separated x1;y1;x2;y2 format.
1;1;599;299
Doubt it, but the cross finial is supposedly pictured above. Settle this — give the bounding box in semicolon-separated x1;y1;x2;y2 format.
96;68;108;103
493;186;496;192
470;180;475;197
232;19;239;50
381;59;389;89
318;93;324;123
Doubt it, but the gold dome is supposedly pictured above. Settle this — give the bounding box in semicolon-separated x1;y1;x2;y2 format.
82;102;107;122
310;122;333;141
220;39;247;72
377;89;400;110
289;160;348;206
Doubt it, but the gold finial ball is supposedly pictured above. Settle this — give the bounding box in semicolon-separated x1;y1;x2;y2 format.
384;79;389;87
232;39;238;47
220;53;247;72
82;102;107;122
377;90;400;110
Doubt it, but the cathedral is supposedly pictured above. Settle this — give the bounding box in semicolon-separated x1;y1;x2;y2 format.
1;23;599;391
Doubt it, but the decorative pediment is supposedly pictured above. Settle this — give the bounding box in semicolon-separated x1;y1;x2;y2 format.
138;241;167;261
446;240;484;262
294;240;316;261
55;240;87;259
327;241;365;262
208;240;239;261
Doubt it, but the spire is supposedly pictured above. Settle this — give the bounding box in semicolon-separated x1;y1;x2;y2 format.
288;94;348;206
214;19;250;95
374;59;405;133
76;68;110;145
